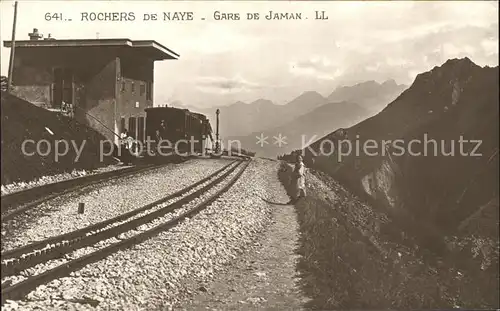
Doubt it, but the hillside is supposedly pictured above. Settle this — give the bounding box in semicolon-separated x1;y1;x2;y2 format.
1;92;117;184
230;101;369;158
298;58;498;305
308;57;498;233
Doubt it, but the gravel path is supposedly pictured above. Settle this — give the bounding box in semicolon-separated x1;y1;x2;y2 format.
1;158;290;311
2;158;232;252
183;180;310;310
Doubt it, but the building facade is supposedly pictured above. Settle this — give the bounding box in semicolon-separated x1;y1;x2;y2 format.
3;29;179;144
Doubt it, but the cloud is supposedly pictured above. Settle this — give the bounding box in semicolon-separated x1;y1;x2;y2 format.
289;57;344;80
336;40;374;54
180;24;261;55
386;57;412;67
195;75;262;94
365;62;382;72
0;1;496;108
481;38;499;56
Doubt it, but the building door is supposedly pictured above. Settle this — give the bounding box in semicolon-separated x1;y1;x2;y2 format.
129;117;137;139
53;68;74;110
120;117;126;133
138;117;145;142
63;69;73;106
53;68;63;109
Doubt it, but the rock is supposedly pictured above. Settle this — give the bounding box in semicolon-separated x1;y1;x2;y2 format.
197;286;208;292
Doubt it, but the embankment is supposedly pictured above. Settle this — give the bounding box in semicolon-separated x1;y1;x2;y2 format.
1;92;117;185
278;162;499;309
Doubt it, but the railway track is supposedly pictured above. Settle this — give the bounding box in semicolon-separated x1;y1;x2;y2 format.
0;164;169;223
1;158;250;304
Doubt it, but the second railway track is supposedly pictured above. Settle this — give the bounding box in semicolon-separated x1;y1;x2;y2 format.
1;158;250;304
1;163;166;223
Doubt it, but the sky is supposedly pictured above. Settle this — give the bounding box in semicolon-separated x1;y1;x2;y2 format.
0;1;498;108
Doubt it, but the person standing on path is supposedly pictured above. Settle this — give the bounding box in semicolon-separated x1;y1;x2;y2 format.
288;154;307;204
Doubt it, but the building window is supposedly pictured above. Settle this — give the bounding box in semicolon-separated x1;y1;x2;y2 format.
140;84;145;96
146;82;152;100
131;82;135;94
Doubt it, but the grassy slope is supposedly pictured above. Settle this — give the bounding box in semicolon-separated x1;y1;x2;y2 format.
278;162;498;309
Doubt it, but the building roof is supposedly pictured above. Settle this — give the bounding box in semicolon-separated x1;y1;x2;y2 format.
3;38;179;60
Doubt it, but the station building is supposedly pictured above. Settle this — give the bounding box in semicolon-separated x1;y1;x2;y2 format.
3;28;179;144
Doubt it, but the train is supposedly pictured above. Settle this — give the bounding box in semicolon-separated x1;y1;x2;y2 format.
120;106;216;163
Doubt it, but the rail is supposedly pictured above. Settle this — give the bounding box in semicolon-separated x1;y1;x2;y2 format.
1;164;163;222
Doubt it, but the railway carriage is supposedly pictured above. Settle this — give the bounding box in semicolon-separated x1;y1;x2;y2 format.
142;107;213;158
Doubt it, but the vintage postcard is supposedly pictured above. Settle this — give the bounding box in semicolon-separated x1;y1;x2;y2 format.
0;0;498;310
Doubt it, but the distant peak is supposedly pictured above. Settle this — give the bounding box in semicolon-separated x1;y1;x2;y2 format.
298;90;323;98
337;80;379;89
409;57;484;93
302;90;321;95
435;57;481;73
250;98;274;106
443;57;475;66
382;79;397;86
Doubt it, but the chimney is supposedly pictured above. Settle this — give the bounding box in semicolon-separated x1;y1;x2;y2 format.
28;28;43;40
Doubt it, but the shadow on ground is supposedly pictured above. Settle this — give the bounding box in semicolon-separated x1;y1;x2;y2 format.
259;196;291;206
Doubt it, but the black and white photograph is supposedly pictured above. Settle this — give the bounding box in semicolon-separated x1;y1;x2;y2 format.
0;0;498;310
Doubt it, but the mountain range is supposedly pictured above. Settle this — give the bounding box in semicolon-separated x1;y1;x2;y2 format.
177;91;329;137
327;79;407;114
228;101;369;158
175;79;407;155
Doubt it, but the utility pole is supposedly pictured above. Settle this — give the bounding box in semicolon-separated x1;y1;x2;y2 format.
215;109;220;153
7;1;18;92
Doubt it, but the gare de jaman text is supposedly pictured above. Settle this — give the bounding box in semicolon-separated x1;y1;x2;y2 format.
79;11;327;22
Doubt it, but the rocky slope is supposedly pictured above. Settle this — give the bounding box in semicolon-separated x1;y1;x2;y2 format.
301;57;498;268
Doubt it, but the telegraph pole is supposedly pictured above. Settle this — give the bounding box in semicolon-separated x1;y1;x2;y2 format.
7;1;18;92
215;109;220;153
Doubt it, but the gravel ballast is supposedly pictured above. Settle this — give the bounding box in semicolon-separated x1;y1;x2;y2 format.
1;161;243;289
2;158;232;252
2;158;282;310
